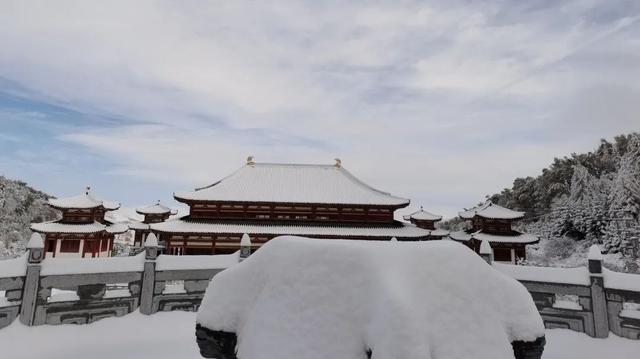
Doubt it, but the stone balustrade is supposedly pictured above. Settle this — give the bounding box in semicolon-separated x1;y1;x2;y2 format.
0;235;639;342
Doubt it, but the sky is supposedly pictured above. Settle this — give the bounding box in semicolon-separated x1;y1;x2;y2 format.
1;0;639;219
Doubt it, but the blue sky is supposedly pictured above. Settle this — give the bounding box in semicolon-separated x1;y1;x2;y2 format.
1;0;639;218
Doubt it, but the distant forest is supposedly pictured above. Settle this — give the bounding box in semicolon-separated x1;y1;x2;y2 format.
488;133;640;271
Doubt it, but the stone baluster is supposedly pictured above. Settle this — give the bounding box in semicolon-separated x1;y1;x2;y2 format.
479;239;493;265
240;233;251;261
19;233;45;326
140;233;159;315
588;245;609;338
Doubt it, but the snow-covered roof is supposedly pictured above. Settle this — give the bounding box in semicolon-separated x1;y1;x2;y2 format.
174;162;410;206
449;230;538;244
197;237;545;358
402;207;442;221
106;223;129;234
150;218;430;238
136;201;176;215
48;188;120;211
128;221;150;230
472;231;538;244
429;229;450;237
31;221;107;234
459;202;524;220
30;221;129;235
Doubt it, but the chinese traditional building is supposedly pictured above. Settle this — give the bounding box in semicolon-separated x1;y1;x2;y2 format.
151;158;432;255
130;201;177;248
449;201;538;263
30;187;128;258
402;207;449;239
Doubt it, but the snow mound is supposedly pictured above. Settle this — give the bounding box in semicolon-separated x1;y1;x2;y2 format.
197;236;544;359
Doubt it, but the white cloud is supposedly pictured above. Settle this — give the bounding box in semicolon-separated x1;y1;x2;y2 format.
1;0;639;217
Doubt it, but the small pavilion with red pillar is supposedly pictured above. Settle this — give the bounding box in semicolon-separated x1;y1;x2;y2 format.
402;207;449;239
450;201;538;263
30;187;128;258
130;201;176;248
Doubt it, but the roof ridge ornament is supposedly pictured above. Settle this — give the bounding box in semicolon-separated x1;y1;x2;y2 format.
334;158;342;168
247;156;255;166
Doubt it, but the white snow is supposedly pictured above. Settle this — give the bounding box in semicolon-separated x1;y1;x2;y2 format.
144;233;158;247
136;201;175;215
162;281;187;294
603;268;640;292
151;218;430;238
620;309;640;320
450;230;538;244
48;290;80;303
197;236;544;359
588;245;603;260
174;162;409;206
103;288;132;299
459;202;524;220
472;230;539;244
41;253;145;276
106;222;129;234
31;221;107;234
403;207;442;221
479;239;492;254
552;294;583;311
128;221;150;230
0;311;637;359
240;233;251;246
48;190;120;210
31;221;129;235
156;252;238;271
26;233;44;249
0;253;27;277
493;263;591;286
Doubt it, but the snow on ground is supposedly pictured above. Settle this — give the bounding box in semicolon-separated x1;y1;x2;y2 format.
0;311;638;359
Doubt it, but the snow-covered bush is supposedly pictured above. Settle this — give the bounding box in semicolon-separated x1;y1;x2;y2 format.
196;237;544;359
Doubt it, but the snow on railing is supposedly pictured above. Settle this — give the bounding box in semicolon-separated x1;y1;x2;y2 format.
0;253;28;278
491;245;640;340
41;253;146;276
0;238;638;341
603;268;640;292
156;252;239;271
493;263;590;286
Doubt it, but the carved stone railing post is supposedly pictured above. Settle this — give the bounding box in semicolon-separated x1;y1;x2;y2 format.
240;233;251;262
140;233;159;315
479;239;493;265
588;245;609;338
19;233;45;326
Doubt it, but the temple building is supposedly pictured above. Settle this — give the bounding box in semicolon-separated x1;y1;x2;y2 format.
449;201;538;263
150;158;434;255
402;207;449;239
30;188;128;258
129;201;177;248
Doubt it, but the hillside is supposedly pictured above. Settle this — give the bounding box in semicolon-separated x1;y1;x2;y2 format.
0;176;58;259
488;133;640;272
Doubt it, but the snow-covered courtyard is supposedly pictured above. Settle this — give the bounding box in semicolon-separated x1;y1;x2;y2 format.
0;310;638;359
